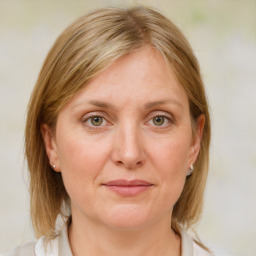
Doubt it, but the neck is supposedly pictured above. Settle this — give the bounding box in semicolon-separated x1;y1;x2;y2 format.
68;214;181;256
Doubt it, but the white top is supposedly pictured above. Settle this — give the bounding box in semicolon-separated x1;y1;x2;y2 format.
2;224;212;256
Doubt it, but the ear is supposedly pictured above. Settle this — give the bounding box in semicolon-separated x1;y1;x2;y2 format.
189;114;205;165
41;123;60;172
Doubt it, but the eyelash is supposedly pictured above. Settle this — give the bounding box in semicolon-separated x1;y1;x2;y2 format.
148;113;175;128
82;112;175;129
82;114;107;129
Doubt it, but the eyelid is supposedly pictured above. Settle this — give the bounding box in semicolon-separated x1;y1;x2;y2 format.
82;112;111;129
146;111;176;126
150;110;175;120
82;112;102;121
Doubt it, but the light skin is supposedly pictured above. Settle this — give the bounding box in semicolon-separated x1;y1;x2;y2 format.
42;46;204;256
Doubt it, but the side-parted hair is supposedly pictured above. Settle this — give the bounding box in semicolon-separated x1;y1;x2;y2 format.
25;6;210;245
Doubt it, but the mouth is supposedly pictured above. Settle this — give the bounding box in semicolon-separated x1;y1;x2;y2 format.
102;179;153;196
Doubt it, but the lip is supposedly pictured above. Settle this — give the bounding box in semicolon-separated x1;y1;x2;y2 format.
104;179;152;186
102;179;153;196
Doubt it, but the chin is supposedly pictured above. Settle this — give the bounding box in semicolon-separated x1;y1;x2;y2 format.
99;204;155;231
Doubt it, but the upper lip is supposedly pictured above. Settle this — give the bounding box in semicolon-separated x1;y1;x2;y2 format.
103;179;153;186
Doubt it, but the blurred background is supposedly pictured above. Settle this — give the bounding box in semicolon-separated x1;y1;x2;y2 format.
0;0;255;255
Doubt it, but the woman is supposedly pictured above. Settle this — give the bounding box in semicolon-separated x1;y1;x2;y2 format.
5;6;211;256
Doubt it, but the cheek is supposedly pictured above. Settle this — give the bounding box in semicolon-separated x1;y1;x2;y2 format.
55;130;111;198
149;132;192;174
57;127;109;169
148;133;191;204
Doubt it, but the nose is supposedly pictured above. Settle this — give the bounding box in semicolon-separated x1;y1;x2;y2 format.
111;124;146;169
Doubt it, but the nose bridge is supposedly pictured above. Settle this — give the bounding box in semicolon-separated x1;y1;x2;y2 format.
112;121;145;168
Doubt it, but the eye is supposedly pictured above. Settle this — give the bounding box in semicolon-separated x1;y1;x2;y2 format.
82;114;108;128
148;113;174;128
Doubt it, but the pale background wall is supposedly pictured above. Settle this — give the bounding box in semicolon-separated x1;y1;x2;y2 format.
0;0;255;255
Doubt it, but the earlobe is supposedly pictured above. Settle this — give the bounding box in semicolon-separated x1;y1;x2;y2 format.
189;114;205;164
41;123;60;172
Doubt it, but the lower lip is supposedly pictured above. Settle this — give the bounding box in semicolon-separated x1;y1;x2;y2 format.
104;185;152;196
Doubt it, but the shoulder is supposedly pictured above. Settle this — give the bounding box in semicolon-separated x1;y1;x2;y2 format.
2;242;36;256
193;242;213;256
2;235;59;256
179;228;213;256
2;221;71;256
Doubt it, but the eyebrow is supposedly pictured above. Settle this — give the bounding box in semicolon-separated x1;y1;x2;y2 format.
87;99;182;109
144;99;182;109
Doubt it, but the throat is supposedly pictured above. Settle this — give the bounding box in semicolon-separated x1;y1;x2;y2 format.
68;221;181;256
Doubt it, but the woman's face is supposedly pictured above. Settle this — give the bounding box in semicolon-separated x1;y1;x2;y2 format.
42;46;203;231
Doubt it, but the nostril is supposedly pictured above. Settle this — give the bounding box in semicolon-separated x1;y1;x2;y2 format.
115;160;143;168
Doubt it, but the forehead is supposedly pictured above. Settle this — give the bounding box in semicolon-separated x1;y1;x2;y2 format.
63;46;189;112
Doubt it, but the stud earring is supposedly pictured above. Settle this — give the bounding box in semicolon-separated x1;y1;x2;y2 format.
52;164;56;169
187;164;194;176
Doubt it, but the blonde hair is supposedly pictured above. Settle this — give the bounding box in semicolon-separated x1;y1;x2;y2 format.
25;6;211;243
